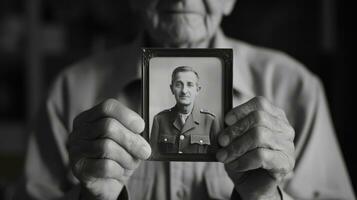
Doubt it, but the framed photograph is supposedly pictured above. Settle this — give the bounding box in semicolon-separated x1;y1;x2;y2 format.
142;48;233;161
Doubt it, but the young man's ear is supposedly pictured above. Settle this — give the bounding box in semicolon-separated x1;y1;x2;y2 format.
197;85;202;93
170;84;174;94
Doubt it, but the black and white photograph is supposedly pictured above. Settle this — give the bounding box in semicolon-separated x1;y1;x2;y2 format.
0;0;355;200
142;49;232;161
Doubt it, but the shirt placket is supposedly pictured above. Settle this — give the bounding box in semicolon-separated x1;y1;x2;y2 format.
170;162;185;200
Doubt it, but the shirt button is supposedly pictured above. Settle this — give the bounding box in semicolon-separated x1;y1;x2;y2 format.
180;135;185;140
178;151;183;154
164;138;167;142
176;191;183;198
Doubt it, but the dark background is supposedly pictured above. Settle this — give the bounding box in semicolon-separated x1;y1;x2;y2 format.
0;0;353;199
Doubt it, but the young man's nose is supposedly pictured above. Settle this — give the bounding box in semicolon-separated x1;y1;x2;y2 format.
181;85;189;93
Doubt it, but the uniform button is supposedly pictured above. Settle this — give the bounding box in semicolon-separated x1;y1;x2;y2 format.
164;138;168;142
199;140;203;143
178;151;183;154
180;135;185;140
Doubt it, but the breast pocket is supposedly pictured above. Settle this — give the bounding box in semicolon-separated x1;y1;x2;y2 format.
190;135;211;153
158;134;176;154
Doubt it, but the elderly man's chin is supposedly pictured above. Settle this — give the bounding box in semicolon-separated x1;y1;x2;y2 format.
145;14;213;47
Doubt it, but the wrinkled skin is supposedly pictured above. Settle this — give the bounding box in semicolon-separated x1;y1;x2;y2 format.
217;97;295;200
129;0;236;47
68;99;151;200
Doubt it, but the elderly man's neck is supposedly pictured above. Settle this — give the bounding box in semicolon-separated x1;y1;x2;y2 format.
177;104;194;114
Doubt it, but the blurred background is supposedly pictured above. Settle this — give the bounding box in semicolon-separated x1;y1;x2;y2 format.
0;0;352;199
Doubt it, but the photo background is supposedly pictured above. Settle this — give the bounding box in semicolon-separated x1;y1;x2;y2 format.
149;57;223;135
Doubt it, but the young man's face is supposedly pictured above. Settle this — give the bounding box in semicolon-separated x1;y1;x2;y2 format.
170;71;201;106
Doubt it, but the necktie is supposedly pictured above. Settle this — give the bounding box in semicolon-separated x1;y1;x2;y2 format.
180;114;186;126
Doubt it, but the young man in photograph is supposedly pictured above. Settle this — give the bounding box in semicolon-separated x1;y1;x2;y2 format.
150;66;220;156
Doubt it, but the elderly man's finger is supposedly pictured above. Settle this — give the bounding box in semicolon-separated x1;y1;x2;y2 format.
69;138;141;170
225;96;288;126
217;126;290;163
71;118;151;160
74;98;145;134
225;148;295;179
218;110;294;147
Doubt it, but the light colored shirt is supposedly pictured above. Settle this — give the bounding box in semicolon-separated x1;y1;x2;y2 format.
14;29;355;200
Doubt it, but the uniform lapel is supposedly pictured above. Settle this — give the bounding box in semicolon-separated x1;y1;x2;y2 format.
171;106;182;131
192;105;201;124
181;115;195;134
173;116;182;131
182;106;200;134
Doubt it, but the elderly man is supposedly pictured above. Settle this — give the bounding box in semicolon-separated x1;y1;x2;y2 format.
150;66;220;156
15;0;355;200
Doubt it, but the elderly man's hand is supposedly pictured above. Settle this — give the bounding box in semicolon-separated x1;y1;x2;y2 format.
216;97;295;200
68;99;151;200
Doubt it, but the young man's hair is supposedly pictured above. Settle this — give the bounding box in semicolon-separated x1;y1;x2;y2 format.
171;66;199;84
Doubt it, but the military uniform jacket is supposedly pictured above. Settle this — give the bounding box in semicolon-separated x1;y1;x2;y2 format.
150;105;221;157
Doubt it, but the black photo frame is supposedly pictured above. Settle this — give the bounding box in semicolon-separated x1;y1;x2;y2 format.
142;48;233;161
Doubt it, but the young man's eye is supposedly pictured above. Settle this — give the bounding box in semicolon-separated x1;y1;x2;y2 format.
187;83;194;87
175;82;183;87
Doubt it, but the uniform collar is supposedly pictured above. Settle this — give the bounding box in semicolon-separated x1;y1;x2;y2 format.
172;104;200;123
191;105;201;124
171;104;200;132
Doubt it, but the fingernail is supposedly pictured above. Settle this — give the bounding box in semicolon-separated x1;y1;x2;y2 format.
139;145;151;159
130;119;145;133
219;135;230;147
225;114;236;125
216;150;228;162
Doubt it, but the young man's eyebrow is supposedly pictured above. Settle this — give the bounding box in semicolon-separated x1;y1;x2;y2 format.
174;80;183;84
